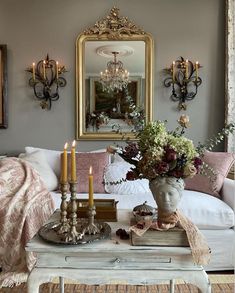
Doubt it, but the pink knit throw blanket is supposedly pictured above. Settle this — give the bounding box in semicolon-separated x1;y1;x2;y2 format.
130;210;211;266
0;158;55;287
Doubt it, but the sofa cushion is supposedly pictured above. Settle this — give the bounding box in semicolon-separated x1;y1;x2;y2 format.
67;152;110;193
185;151;235;198
179;190;234;229
25;146;62;178
19;150;58;191
51;187;234;229
25;146;112;179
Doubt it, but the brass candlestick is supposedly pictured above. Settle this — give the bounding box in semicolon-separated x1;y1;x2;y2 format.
57;182;70;234
64;181;84;243
82;206;100;235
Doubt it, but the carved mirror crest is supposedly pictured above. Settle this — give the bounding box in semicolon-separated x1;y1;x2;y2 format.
76;7;153;140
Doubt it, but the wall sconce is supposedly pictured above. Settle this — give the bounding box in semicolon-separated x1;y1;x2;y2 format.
164;56;202;110
27;54;67;110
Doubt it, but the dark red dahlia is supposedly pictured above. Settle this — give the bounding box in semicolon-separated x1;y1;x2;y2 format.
194;157;203;167
155;161;169;175
193;157;203;173
124;143;139;159
164;147;177;162
169;169;184;178
126;170;137;181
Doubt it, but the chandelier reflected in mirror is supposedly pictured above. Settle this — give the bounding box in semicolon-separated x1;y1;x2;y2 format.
100;51;130;93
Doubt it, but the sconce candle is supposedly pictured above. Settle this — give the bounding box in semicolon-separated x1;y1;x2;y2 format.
43;60;46;79
71;140;77;182
172;61;175;82
61;142;68;183
56;61;59;79
195;61;199;81
185;59;189;79
88;166;94;207
32;62;36;81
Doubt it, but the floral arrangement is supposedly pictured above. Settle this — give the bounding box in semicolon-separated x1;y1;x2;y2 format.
108;115;235;182
86;111;110;130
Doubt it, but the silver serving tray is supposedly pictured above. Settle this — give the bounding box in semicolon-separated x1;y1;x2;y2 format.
38;220;111;245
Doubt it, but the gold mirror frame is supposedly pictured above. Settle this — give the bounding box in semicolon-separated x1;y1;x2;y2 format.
76;7;153;140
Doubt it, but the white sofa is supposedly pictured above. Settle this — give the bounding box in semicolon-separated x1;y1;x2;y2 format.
21;146;235;272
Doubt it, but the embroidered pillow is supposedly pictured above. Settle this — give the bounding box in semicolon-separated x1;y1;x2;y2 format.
104;161;150;194
66;152;109;193
185;151;235;198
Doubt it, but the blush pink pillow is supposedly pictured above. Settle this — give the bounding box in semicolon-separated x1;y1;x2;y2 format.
67;152;109;193
185;151;235;198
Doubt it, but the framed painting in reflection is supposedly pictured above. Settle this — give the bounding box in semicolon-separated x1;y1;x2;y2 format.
89;76;142;119
0;45;7;129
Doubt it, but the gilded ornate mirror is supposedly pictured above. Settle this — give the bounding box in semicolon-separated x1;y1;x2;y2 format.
76;7;153;140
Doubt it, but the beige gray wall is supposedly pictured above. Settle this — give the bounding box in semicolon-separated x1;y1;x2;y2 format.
0;0;225;154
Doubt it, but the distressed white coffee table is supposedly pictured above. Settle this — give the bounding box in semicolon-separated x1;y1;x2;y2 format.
25;210;211;293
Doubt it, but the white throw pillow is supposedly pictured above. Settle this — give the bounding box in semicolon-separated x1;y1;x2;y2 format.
25;146;62;178
19;150;59;191
104;161;150;194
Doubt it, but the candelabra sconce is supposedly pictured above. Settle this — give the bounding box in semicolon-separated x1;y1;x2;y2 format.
164;57;202;110
26;54;67;110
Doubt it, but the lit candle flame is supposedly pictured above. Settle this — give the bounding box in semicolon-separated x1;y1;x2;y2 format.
64;142;68;150
89;166;93;175
72;140;76;148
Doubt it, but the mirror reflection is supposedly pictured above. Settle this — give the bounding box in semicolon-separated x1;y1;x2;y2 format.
76;7;153;140
85;41;145;134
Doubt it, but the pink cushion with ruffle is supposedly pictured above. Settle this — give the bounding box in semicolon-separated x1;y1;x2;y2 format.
185;151;234;198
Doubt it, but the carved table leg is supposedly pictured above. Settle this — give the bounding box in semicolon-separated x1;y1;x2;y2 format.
59;277;64;293
27;268;52;293
170;279;175;293
183;270;211;293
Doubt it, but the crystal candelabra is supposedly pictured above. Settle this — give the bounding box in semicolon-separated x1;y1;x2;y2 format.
164;56;202;110
27;54;67;110
100;51;130;93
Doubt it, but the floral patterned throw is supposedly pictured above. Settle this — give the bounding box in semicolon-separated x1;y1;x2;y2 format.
0;158;55;287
